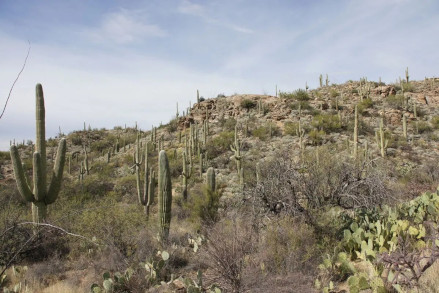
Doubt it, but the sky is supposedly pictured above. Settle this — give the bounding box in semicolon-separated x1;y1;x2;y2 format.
0;0;438;150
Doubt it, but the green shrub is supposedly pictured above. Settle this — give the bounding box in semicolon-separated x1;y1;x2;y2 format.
280;89;310;101
330;89;339;99
167;118;178;133
417;121;432;134
284;122;300;136
357;98;373;114
70;132;83;146
185;185;222;225
206;131;234;157
431;116;439;129
312;114;342;133
386;94;405;109
219;117;237;131
402;82;415;92
252;123;280;141
308;129;325;145
0;151;10;163
289;101;313;111
240;99;256;111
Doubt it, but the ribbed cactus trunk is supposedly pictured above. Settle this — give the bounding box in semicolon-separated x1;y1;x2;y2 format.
10;84;67;223
353;105;358;159
158;150;172;241
206;167;216;192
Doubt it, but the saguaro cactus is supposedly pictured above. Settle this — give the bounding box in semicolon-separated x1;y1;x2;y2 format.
375;118;388;158
10;84;67;222
158;150;172;241
206;167;216;193
230;123;242;175
133;132;150;208
353;105;359;159
182;151;192;200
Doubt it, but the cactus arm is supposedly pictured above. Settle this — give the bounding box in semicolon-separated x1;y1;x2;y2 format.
10;145;34;202
46;138;67;204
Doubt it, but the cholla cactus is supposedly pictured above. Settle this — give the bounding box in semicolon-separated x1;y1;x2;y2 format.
10;84;67;222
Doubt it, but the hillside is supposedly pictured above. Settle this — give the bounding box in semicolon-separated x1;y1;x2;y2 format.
1;76;439;292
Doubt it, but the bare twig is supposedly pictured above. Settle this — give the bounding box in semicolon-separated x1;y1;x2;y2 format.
0;40;31;120
0;221;97;278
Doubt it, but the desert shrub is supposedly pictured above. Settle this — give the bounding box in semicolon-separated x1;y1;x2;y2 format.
205;131;234;158
280;89;310;101
91;139;113;153
312;114;342;133
184;185;222;226
0;151;10;162
252;123;280;141
240;99;256;111
357;98;373;114
114;175;137;197
330;89;339;98
219;117;237;131
75;201;146;258
289;100;313;111
262;216;319;274
82;177;114;197
308;129;325;145
416;121;432;134
167;118;178;133
402;82;415;92
70;132;83;146
202;214;258;293
386;94;405;109
346;117;373;136
284;122;300;136
248;148;391;228
430;116;439;129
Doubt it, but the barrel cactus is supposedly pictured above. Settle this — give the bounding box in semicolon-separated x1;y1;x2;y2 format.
158;150;172;241
10;84;67;222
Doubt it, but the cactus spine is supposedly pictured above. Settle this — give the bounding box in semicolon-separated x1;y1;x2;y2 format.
10;84;67;223
158;150;172;241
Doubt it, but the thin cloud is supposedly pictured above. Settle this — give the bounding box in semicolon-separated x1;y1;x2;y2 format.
83;9;166;44
178;0;253;34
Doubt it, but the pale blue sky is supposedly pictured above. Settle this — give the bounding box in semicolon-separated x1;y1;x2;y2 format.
1;0;438;150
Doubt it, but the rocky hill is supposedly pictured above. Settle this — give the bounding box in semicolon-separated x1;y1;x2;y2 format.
1;77;439;292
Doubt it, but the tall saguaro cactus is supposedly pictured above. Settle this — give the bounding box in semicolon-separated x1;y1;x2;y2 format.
158;150;172;241
353;105;359;159
206;167;216;193
133;132;154;216
10;84;67;222
375;118;388;158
